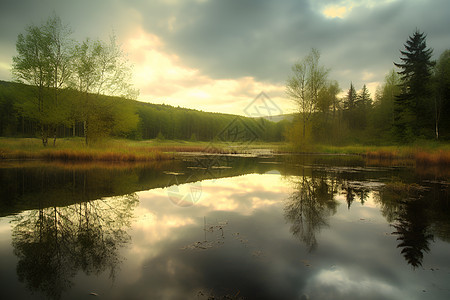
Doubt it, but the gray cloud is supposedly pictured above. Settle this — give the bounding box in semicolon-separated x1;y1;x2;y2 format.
1;0;449;95
131;0;450;92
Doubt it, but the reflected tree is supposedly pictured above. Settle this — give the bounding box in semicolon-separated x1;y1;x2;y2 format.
357;188;369;205
11;193;138;299
392;200;434;268
72;194;137;278
342;184;355;209
284;171;338;252
12;206;76;299
377;183;434;268
343;184;369;208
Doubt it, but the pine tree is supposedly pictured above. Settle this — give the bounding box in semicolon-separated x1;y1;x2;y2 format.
343;82;357;129
394;30;434;140
355;84;372;129
344;82;357;111
357;84;372;108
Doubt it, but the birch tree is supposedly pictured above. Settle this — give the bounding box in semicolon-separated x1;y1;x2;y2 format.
12;14;73;146
70;35;138;145
286;48;329;140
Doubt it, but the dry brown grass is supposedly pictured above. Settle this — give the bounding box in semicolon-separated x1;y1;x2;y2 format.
0;144;170;162
364;148;450;167
415;150;450;166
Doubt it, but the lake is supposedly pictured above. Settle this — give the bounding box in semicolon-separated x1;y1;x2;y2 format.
0;155;449;299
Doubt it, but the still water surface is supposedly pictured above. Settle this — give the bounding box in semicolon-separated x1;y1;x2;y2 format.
0;155;449;299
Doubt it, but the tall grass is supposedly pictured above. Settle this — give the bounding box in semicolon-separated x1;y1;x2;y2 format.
0;137;170;162
415;150;450;166
279;141;450;166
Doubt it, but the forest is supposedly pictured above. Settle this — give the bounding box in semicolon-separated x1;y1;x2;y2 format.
286;31;450;147
0;80;288;143
1;14;449;148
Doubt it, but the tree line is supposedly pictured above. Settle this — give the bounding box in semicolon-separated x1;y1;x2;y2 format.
286;30;450;146
0;80;288;142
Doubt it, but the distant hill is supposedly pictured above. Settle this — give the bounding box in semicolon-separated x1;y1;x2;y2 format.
260;114;295;123
0;80;290;142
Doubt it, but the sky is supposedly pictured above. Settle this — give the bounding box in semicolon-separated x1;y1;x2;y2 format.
0;0;449;116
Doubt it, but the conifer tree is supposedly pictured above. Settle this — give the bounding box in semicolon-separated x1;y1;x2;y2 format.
355;84;372;129
343;82;357;129
394;30;434;140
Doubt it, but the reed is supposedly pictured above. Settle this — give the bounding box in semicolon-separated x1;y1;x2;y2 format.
415;150;450;166
0;138;171;162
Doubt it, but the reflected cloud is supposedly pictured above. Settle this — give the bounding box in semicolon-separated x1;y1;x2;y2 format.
198;174;290;214
3;157;450;299
304;266;405;300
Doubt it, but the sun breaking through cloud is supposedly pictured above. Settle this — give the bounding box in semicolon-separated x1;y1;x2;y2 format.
124;27;292;115
322;5;351;19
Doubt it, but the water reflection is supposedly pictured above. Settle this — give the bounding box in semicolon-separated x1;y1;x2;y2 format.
284;169;338;252
282;155;450;269
0;156;449;299
377;182;449;268
11;193;138;299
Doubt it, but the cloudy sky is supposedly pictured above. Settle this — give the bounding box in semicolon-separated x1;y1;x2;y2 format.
0;0;449;115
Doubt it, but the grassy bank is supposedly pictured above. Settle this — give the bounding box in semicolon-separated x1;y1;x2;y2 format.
0;138;171;162
280;141;450;166
0;137;282;162
2;137;450;166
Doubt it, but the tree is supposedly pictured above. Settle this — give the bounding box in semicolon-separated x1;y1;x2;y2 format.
355;84;372;129
357;84;372;107
343;82;357;129
314;80;341;143
286;48;329;142
371;69;401;140
317;80;340;116
70;35;138;145
344;82;357;111
434;50;450;139
394;30;434;140
12;21;52;146
12;15;73;146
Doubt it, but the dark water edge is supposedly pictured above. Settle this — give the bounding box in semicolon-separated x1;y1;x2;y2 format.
0;154;449;299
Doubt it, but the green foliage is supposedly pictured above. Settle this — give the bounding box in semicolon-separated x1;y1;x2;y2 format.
0;80;288;143
343;82;358;129
12;14;73;146
434;50;450;139
156;131;165;141
135;102;287;142
394;30;435;141
286;48;329;139
370;69;401;142
284;31;450;147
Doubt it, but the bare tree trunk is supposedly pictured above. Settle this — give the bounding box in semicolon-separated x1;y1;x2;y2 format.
84;120;88;146
435;121;439;140
303;118;306;139
435;96;440;140
53;126;57;146
41;124;48;147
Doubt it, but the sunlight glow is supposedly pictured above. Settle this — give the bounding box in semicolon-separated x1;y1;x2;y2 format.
323;5;349;19
319;0;399;19
124;27;292;115
0;61;10;71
